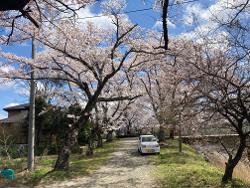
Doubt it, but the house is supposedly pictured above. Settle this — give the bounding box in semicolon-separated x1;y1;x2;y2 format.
0;104;29;144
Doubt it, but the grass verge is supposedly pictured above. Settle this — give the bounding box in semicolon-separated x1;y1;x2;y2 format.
149;140;250;188
1;140;119;186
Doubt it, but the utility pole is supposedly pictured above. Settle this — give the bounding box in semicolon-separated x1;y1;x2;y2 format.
28;35;36;171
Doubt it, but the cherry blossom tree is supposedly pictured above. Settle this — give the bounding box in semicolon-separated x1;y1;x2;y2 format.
86;77;141;154
177;36;250;182
117;98;158;136
0;1;153;169
140;38;200;143
178;1;250;182
0;0;95;44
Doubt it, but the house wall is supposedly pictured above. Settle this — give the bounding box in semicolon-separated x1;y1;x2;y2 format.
0;109;28;144
0;123;26;144
8;110;28;121
0;122;27;144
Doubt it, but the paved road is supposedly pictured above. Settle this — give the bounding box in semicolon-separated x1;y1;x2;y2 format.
37;138;159;188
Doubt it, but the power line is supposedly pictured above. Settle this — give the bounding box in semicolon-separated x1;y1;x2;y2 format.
62;7;154;21
44;0;199;22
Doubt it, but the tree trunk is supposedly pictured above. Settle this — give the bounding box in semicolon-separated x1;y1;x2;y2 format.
222;156;234;182
247;147;250;162
106;130;113;142
86;128;95;156
162;0;169;50
86;139;94;156
97;132;103;147
54;127;79;170
222;136;246;182
158;125;165;142
169;126;175;139
0;0;30;11
178;124;182;153
127;124;131;135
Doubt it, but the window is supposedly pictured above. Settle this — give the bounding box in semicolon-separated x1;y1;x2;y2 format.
141;136;154;142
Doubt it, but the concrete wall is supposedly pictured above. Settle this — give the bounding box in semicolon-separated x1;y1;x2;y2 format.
8;110;28;121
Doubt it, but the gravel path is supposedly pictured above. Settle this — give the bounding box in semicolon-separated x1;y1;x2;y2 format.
37;138;159;188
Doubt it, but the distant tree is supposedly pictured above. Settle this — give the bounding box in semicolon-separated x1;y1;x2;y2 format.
140;39;200;143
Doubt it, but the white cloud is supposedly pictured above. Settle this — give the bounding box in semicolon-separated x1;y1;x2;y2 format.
0;113;7;119
0;65;30;95
0;65;15;89
183;3;208;25
179;0;243;47
182;0;250;29
205;0;248;23
17;86;30;96
153;19;176;30
1;66;12;73
76;5;114;29
4;103;20;108
0;82;14;89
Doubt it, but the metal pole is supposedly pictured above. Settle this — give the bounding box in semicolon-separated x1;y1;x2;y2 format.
28;35;36;171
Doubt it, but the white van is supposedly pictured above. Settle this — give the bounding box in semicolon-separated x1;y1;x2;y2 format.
138;135;160;154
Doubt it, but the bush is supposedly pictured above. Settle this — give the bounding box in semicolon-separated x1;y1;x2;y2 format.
156;127;166;142
35;144;60;156
34;144;81;156
71;145;81;154
0;144;27;159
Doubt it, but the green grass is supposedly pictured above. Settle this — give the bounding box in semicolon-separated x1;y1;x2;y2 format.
149;140;250;188
1;140;119;186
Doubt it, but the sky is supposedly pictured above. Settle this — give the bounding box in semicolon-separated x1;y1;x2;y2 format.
0;0;220;118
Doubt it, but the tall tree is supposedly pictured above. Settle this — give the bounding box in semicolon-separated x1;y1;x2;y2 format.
191;1;250;182
182;39;250;182
140;38;200;142
0;1;150;169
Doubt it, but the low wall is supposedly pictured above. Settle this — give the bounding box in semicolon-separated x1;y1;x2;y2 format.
182;134;240;145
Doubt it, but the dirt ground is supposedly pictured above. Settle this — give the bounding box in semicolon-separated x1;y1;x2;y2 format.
36;138;159;188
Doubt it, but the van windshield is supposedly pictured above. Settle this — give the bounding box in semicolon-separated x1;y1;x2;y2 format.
141;136;155;142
